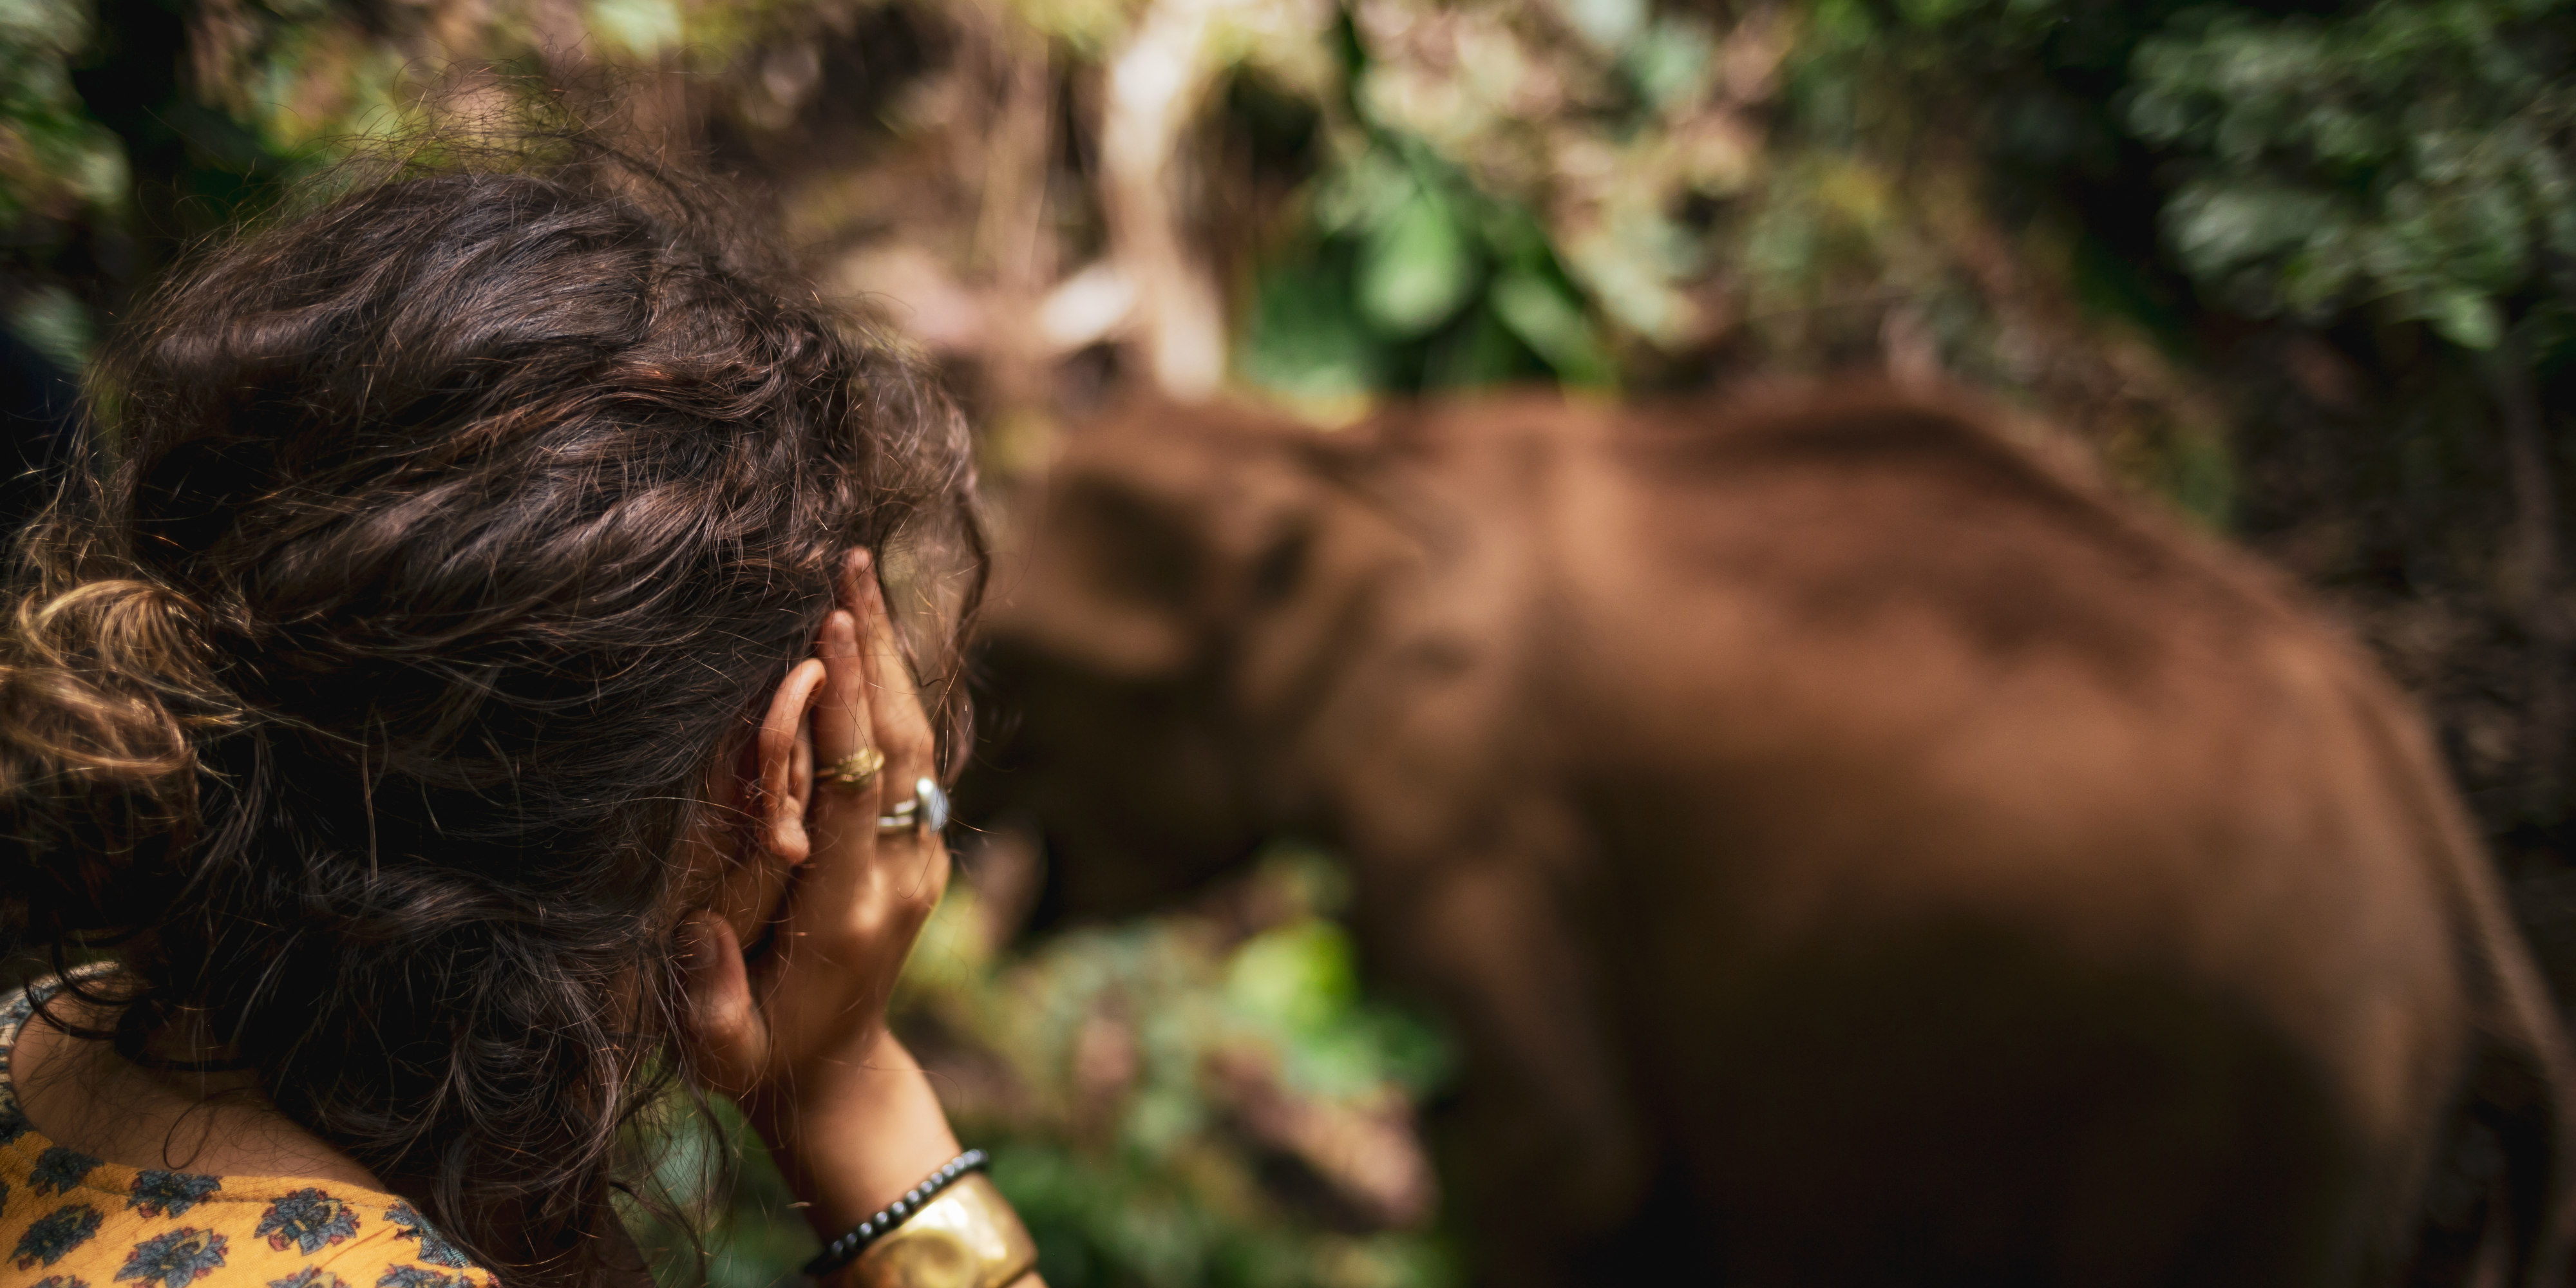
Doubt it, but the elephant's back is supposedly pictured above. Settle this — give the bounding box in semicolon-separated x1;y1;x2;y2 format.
1509;387;2539;1283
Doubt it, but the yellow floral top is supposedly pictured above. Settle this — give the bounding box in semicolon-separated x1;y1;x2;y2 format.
0;972;497;1288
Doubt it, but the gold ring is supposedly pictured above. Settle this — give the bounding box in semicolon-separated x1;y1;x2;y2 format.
824;747;886;790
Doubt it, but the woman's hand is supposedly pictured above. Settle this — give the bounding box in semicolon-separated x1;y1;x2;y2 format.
677;549;964;1238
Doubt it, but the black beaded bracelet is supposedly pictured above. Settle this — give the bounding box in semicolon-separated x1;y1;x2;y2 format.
800;1149;990;1280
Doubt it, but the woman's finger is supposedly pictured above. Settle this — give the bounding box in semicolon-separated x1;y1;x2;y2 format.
808;607;871;797
853;565;946;931
853;562;937;774
807;548;882;821
770;560;888;996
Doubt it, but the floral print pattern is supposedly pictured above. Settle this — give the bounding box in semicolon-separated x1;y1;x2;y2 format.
30;1147;102;1197
15;1204;104;1269
113;1228;228;1288
256;1189;361;1255
126;1174;221;1220
383;1203;467;1269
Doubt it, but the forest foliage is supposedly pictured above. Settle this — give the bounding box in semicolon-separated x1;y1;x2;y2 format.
10;0;2573;477
8;0;2576;1285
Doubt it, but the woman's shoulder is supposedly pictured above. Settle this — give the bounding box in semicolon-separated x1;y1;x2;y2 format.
0;973;495;1288
0;1139;497;1288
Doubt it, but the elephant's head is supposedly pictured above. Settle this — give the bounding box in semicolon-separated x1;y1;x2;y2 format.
963;395;1417;921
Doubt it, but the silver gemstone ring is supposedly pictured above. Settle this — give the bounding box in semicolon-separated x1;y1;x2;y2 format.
875;777;951;836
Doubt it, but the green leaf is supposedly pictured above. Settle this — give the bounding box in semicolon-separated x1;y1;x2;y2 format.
1626;17;1716;109
1357;189;1477;337
6;285;91;372
1226;920;1359;1036
1238;251;1385;399
2425;287;2504;350
1554;0;1647;52
1896;0;1979;28
1489;271;1615;386
587;0;682;55
1423;308;1535;389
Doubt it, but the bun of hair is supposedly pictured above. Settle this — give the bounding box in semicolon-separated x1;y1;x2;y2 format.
0;515;240;943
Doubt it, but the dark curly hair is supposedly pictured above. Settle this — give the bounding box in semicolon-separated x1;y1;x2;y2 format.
0;149;984;1285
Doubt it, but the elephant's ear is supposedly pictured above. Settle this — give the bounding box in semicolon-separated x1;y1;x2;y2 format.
986;470;1208;681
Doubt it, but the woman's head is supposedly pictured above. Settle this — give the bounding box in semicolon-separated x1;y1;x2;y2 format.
0;153;983;1281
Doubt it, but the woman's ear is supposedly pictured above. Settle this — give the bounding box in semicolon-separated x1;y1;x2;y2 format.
757;657;829;863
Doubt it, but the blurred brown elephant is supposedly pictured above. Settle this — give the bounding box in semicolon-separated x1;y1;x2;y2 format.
965;386;2576;1288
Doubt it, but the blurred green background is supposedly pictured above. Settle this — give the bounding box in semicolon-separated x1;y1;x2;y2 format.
9;0;2576;1282
625;846;1458;1288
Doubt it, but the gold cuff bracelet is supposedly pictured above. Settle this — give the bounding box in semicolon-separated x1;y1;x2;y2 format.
843;1173;1038;1288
